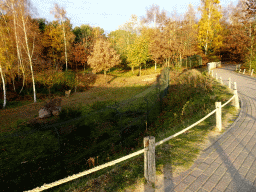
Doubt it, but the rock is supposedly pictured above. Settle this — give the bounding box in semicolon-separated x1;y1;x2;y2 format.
39;107;51;119
39;97;62;118
52;107;62;116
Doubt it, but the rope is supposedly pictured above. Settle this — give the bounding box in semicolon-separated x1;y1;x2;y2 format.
221;95;235;108
155;108;217;146
25;149;144;192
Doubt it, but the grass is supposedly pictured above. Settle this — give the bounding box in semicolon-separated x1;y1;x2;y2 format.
26;68;238;192
0;65;239;192
0;66;160;133
0;65;167;191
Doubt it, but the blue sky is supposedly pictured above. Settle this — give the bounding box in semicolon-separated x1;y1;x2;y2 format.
31;0;238;34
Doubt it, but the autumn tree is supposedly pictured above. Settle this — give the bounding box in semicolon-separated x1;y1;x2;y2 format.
88;38;120;78
51;3;69;71
108;29;136;67
197;0;223;56
0;14;13;108
183;4;199;56
143;27;169;70
42;19;75;70
219;0;254;64
72;42;88;71
244;0;256;70
141;4;168;29
119;14;142;35
126;32;149;75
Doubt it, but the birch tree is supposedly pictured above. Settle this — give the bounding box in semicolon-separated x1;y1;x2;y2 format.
0;0;25;93
197;0;223;55
51;3;68;71
0;19;8;109
18;1;38;103
0;14;14;108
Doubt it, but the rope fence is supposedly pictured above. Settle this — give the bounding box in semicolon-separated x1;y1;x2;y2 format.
25;69;240;191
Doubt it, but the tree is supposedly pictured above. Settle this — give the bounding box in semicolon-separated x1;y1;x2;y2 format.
220;1;250;63
244;0;256;71
51;3;69;71
141;4;168;28
144;27;168;70
108;29;136;67
73;24;93;45
72;42;88;71
88;38;120;78
0;15;12;108
19;1;39;103
183;3;199;57
119;14;142;35
197;0;223;55
42;19;75;70
126;32;149;75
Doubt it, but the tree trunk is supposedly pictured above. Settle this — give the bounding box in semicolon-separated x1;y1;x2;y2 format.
61;17;68;71
12;2;25;93
0;65;6;109
21;14;37;103
19;64;26;94
139;65;141;76
179;54;182;68
155;61;157;71
132;66;134;74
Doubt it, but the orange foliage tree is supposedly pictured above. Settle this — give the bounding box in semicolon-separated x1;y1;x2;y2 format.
88;38;120;77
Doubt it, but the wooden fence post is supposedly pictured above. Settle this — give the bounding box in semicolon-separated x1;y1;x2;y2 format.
220;77;223;84
228;78;231;89
233;82;239;109
144;136;156;184
251;69;254;76
243;69;246;74
215;102;222;132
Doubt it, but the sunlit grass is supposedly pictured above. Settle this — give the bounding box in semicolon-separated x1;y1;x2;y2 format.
43;68;239;192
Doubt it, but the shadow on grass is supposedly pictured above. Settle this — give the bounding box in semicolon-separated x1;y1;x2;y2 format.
0;81;165;192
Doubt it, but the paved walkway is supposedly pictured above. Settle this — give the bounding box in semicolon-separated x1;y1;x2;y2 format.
163;65;256;192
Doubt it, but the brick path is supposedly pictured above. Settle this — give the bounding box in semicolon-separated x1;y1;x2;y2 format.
164;65;256;192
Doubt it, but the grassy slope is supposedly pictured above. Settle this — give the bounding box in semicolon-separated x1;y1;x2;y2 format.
42;67;239;192
0;67;161;134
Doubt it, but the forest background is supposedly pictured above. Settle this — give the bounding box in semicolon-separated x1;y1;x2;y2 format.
0;0;256;109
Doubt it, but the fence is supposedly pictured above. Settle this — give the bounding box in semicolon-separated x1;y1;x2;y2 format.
207;61;221;71
24;69;239;191
178;55;203;69
0;67;171;191
236;64;255;77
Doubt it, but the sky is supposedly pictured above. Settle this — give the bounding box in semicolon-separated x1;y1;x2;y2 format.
31;0;239;35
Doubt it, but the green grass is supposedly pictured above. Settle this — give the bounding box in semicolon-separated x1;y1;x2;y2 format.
0;66;168;191
108;65;162;77
0;67;239;192
34;68;238;192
